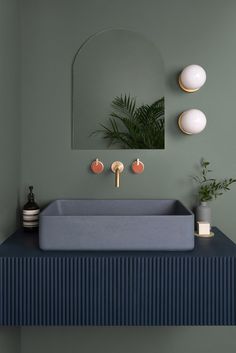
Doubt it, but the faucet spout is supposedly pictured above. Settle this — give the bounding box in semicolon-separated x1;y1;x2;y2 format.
115;167;120;188
111;161;124;188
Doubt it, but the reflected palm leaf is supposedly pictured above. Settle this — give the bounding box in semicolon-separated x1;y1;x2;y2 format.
92;95;165;149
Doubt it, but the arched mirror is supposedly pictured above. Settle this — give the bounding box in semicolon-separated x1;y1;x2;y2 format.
72;29;165;149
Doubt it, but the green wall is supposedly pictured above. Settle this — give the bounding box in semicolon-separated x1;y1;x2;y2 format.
0;0;236;352
0;0;20;242
0;329;20;353
20;0;236;240
20;327;236;353
0;0;21;352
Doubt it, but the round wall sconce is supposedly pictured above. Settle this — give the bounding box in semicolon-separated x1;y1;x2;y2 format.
178;109;207;134
179;65;206;93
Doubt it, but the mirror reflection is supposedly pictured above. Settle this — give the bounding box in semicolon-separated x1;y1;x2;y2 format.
72;29;165;149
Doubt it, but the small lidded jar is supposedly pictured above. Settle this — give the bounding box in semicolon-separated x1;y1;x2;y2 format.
22;186;40;231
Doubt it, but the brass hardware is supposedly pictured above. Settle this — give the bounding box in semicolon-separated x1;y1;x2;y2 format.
195;231;214;238
111;161;124;188
115;168;120;188
178;113;192;135
178;76;199;93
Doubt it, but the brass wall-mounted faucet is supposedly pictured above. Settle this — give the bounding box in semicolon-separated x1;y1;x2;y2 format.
111;161;124;188
90;158;144;187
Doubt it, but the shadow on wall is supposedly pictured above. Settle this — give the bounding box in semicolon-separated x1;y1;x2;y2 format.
21;327;236;353
165;69;184;140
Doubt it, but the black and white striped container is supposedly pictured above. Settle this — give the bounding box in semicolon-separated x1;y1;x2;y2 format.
22;208;40;229
22;186;40;231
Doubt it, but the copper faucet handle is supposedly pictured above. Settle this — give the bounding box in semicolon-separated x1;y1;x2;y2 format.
132;158;144;174
90;158;104;174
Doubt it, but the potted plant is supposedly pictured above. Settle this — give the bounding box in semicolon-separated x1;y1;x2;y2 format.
193;159;236;224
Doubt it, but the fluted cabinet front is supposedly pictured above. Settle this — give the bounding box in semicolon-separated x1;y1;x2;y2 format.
0;254;235;326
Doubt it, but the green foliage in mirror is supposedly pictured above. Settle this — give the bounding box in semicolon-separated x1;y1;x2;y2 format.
92;95;164;149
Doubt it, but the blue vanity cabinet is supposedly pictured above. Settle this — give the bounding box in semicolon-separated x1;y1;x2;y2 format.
0;227;235;326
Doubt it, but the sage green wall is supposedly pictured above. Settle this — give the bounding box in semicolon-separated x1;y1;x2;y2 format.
0;0;21;352
20;327;236;353
20;0;236;352
20;0;236;238
0;0;20;242
0;329;20;353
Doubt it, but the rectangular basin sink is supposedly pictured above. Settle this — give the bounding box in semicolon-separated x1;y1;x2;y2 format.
39;199;194;251
39;200;194;250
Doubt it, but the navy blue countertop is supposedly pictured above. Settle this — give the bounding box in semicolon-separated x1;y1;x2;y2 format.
0;227;236;257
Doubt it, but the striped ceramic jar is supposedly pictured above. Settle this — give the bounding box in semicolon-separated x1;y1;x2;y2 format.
22;208;40;230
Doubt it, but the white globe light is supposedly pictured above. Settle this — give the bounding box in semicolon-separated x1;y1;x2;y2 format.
178;109;207;134
179;65;206;92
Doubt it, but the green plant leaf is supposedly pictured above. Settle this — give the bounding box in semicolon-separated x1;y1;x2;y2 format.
193;159;236;202
92;95;165;149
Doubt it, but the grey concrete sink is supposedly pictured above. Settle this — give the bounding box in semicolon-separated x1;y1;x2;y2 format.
39;200;194;251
